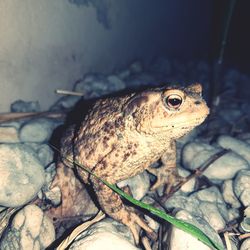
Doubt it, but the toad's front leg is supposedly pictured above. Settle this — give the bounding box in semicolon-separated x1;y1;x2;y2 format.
147;141;183;193
89;164;155;245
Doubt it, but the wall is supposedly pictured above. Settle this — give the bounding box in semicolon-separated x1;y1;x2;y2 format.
0;0;212;111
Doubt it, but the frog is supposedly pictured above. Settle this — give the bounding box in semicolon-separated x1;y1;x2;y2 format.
59;83;209;244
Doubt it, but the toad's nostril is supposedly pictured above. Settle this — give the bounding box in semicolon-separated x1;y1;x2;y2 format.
194;100;201;105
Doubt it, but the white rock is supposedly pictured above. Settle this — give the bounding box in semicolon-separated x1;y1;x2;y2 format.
228;208;240;221
234;170;250;206
19;118;61;143
168;210;223;250
0;204;55;249
240;238;250;250
178;167;196;193
165;187;229;231
222;180;241;208
0;144;45;207
118;171;150;200
69;218;139;250
0;126;19;143
182;142;249;180
244;207;250;217
198;202;226;231
241;217;250;232
217;135;250;164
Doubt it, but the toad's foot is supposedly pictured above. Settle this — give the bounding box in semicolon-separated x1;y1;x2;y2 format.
147;166;184;193
118;207;157;244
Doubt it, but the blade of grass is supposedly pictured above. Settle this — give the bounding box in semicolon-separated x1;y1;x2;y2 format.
51;144;225;250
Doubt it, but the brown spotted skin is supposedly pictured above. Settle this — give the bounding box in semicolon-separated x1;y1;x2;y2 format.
59;83;209;243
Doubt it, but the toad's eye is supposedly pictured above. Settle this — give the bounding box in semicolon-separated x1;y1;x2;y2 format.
164;94;182;109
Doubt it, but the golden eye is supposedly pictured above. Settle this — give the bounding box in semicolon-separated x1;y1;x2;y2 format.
164;94;182;109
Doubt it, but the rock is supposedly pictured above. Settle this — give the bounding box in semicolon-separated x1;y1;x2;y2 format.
25;143;54;167
117;69;131;80
217;135;250;164
198;202;226;231
165;187;229;231
218;108;243;124
69;218;139;250
36;144;54;167
0;144;45;207
234;170;250;206
240;238;250;250
150;57;171;75
241;207;250;232
178;167;196;193
241;217;250;232
50;95;81;111
117;171;150;200
228;208;240;221
167;210;223;250
0;204;55;249
19;118;61;143
182;142;249;181
237;133;250;144
74;73;125;98
222;180;241;208
107;75;126;90
129;61;143;74
244;207;250;217
126;73;156;87
10;100;40;112
0;126;19;143
40;163;60;206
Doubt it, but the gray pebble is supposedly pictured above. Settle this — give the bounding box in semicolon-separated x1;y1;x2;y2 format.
234;170;250;206
19;118;61;143
50;95;81;111
0;144;45;207
129;61;143;74
107;75;126;90
182;142;249;181
0;204;55;249
151;57;172;75
74;73;125;98
117;69;131;80
218;108;243;124
217;135;250;164
222;180;241;208
10;100;40;112
37;144;54;166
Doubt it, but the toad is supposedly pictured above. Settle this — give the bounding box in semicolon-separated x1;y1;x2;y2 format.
59;83;209;243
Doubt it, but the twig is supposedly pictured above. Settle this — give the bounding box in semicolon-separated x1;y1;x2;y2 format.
55;89;84;97
224;232;232;250
161;149;229;202
238;233;250;240
56;211;105;250
0;111;65;123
